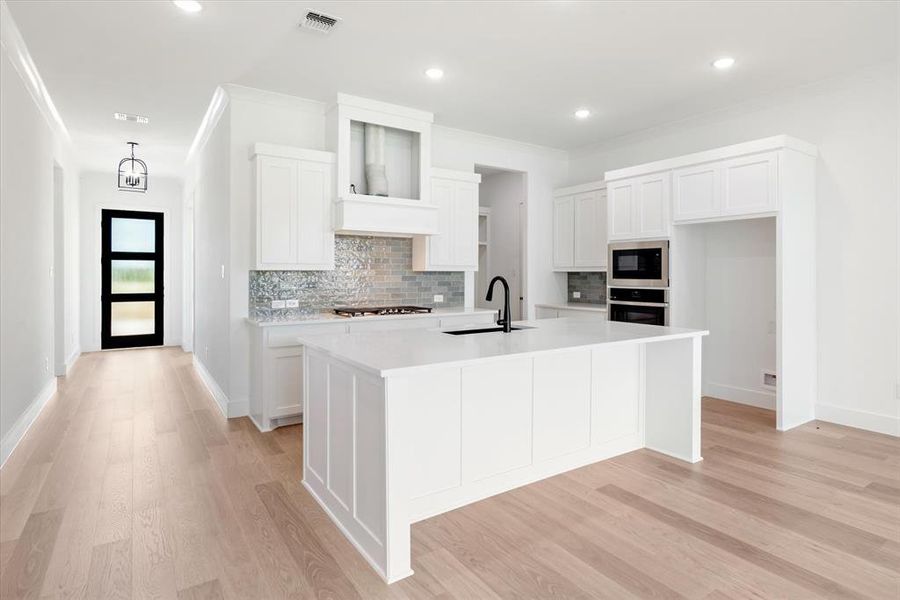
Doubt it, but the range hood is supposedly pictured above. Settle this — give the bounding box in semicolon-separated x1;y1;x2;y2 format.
333;195;439;236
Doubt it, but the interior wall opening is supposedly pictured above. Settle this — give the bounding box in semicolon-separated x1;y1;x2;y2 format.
474;166;527;321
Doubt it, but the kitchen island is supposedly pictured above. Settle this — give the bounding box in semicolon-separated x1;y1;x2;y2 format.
296;318;708;583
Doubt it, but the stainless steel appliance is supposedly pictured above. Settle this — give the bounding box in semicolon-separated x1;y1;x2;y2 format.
608;240;669;288
608;288;669;326
333;306;432;317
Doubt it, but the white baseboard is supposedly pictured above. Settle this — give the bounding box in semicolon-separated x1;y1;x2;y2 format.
228;399;249;418
65;347;81;375
192;356;229;418
704;382;775;410
0;377;58;467
815;403;900;437
191;356;248;419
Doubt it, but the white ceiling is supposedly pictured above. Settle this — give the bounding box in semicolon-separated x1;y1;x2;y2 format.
7;1;898;177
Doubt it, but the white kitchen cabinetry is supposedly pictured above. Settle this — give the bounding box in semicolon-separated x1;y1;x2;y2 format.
534;304;608;320
552;181;607;271
248;311;495;432
608;173;671;241
251;144;336;270
412;169;480;271
672;151;778;223
249;322;348;432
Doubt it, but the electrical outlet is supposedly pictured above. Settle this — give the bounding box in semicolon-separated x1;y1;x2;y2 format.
220;265;225;279
433;294;444;303
271;300;286;309
286;299;299;308
767;320;776;334
43;357;49;373
573;291;581;299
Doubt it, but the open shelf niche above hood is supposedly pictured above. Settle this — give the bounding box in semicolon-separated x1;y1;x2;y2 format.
328;93;436;236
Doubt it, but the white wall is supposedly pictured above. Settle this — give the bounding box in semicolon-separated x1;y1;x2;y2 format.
479;171;526;320
0;27;79;461
703;219;776;409
570;62;900;433
78;172;183;351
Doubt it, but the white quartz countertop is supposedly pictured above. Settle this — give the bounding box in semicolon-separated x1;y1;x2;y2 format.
535;302;607;312
297;317;708;377
246;307;495;327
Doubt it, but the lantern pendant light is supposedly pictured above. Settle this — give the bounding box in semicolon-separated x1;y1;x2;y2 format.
117;141;148;193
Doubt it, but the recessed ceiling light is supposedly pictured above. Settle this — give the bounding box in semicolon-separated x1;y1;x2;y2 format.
425;67;444;80
712;56;735;70
114;112;150;124
173;0;202;13
574;108;591;119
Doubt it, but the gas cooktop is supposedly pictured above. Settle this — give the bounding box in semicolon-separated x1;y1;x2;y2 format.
332;306;433;318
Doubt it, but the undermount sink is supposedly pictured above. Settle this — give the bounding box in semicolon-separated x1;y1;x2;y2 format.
443;326;533;336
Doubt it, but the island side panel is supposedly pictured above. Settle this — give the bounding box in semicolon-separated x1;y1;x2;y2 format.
406;348;643;524
301;348;392;581
643;335;703;463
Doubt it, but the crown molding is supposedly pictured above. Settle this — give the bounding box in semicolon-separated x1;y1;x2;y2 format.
0;0;71;145
185;85;229;163
223;83;327;115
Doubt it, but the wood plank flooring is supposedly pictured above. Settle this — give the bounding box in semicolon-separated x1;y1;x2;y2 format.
1;347;897;599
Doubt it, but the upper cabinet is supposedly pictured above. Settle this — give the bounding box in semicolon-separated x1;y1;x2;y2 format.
672;150;778;222
553;182;607;271
413;169;480;271
605;137;807;231
251;144;336;270
607;173;670;241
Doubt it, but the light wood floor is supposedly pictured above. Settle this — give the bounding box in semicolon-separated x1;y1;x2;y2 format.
1;347;898;599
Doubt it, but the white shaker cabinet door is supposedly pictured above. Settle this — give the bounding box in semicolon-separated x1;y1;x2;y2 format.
453;181;479;268
673;162;721;222
721;151;778;216
429;178;456;267
297;159;335;269
552;195;575;268
573;191;606;268
635;173;670;238
257;156;300;267
607;180;636;241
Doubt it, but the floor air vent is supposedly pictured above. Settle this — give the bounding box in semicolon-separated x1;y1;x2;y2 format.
300;10;340;34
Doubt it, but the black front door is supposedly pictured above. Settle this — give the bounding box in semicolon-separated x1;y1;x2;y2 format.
101;209;164;349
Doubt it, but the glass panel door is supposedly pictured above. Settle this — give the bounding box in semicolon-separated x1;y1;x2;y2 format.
101;209;163;349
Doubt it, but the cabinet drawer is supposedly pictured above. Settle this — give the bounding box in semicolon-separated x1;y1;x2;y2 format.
347;317;441;333
535;307;560;319
439;313;496;329
556;308;607;320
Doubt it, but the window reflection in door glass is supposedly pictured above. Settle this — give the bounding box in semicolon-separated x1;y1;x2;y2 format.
111;260;154;293
111;302;155;336
111;218;155;252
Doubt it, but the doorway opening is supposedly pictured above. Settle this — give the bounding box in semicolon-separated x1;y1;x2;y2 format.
101;209;164;349
474;166;527;321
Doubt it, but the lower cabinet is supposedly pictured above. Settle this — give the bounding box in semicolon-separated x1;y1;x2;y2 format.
535;305;608;320
248;312;496;432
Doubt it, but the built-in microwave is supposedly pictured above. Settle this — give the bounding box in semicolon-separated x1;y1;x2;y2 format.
608;240;669;288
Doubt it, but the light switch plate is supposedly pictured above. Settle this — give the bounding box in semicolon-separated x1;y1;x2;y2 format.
271;300;286;309
286;299;299;308
433;294;444;303
573;291;581;299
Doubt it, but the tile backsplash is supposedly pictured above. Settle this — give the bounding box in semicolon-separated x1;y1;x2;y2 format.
567;271;607;304
249;235;464;320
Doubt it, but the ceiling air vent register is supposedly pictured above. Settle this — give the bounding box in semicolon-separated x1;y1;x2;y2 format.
300;10;340;34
